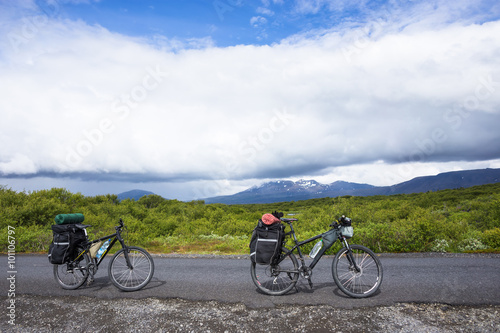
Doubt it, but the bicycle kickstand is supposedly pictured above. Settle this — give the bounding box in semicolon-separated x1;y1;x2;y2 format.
87;263;95;286
300;266;314;289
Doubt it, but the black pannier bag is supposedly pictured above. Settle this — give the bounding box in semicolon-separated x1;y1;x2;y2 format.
48;224;88;264
249;220;285;265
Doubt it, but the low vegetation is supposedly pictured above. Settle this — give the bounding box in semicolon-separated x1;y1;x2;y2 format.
1;183;499;254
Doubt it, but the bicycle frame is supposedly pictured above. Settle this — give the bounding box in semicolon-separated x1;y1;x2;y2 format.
282;219;359;272
251;215;381;297
74;221;132;269
88;233;119;266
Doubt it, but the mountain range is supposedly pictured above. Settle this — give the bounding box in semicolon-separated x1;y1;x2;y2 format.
203;168;500;204
117;189;155;201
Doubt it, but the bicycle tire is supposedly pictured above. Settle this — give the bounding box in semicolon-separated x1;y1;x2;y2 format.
53;247;90;290
332;244;383;298
108;246;154;291
251;247;299;296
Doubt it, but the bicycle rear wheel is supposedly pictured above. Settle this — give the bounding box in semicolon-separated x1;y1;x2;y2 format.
332;244;383;298
108;246;154;291
251;247;299;296
53;248;90;290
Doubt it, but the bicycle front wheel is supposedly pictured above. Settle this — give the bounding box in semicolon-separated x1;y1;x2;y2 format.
108;246;154;291
251;247;299;296
332;244;383;298
53;248;90;290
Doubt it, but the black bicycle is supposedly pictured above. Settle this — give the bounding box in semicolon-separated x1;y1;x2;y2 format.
53;219;154;291
251;215;383;297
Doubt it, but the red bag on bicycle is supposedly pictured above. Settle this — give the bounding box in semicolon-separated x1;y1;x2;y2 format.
261;213;280;225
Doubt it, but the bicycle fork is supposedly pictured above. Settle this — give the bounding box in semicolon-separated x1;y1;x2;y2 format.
117;236;134;270
342;238;361;273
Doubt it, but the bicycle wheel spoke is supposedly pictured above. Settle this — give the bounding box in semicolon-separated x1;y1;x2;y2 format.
108;247;154;291
53;248;90;290
114;261;140;286
114;265;148;287
332;245;383;298
251;247;299;296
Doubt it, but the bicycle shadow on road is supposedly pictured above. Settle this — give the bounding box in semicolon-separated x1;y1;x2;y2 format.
331;286;383;299
73;276;166;293
252;280;338;296
295;280;337;294
295;280;383;299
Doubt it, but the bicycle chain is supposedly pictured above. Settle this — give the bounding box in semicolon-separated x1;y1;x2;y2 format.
299;265;314;289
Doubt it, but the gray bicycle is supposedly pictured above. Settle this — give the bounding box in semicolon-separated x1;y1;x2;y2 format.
251;215;383;297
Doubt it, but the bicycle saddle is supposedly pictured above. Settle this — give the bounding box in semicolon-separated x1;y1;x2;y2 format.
75;224;92;229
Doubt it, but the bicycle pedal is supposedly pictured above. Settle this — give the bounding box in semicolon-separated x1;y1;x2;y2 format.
308;279;313;289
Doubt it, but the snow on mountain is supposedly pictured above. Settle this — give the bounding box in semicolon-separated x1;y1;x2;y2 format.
204;168;500;204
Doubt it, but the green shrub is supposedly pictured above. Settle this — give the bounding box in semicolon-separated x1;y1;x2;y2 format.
2;183;500;254
481;228;500;249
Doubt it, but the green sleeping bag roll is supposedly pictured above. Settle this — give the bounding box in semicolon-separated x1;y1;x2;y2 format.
54;213;85;225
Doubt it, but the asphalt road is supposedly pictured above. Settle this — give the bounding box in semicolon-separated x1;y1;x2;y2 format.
2;253;500;308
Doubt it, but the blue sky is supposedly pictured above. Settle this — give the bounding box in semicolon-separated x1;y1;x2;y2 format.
56;0;369;46
30;0;500;47
1;0;500;200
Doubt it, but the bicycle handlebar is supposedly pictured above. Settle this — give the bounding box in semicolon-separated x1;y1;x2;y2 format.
329;215;351;227
116;218;124;231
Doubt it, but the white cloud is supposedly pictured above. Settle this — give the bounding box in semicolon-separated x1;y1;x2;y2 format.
250;16;268;28
256;7;274;16
306;159;500;187
293;0;325;14
1;2;500;199
0;154;37;174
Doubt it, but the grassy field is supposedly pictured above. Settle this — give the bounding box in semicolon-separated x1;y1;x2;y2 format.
1;183;499;254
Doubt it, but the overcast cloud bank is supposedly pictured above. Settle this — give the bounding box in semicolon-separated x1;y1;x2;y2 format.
1;0;499;200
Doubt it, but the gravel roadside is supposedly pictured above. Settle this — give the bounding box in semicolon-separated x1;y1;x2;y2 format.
4;295;499;333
